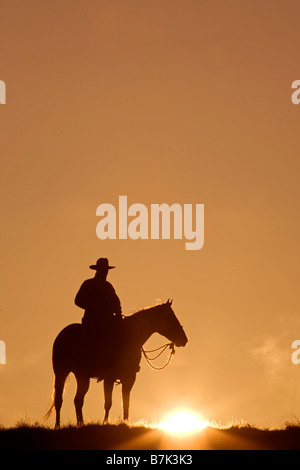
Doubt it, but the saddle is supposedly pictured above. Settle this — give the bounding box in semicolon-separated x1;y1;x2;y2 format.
80;316;127;379
80;315;141;380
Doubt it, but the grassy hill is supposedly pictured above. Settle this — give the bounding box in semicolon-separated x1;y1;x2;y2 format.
1;421;300;450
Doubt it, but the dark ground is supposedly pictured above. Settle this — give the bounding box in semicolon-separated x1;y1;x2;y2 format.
1;422;300;450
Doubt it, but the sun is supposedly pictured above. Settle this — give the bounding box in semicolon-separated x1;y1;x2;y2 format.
159;409;208;434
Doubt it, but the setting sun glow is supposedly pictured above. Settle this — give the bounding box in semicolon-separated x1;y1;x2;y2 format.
159;410;208;434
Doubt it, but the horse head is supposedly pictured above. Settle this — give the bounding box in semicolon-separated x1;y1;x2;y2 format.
155;300;188;348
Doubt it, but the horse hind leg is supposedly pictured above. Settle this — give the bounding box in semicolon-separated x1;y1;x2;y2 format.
74;374;90;426
103;378;114;423
54;370;69;429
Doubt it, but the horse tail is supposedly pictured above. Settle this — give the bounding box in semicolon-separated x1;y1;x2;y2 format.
44;380;56;422
44;401;55;422
44;372;69;424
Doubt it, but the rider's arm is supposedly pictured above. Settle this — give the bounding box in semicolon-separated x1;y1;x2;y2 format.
74;281;89;309
107;282;122;318
114;295;122;318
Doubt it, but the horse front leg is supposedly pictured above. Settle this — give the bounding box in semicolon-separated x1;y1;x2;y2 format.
103;378;114;423
122;373;136;422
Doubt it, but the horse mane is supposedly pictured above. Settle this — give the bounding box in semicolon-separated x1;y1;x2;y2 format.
124;301;166;321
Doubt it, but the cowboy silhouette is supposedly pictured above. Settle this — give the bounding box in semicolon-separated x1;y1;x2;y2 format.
75;258;123;377
75;257;122;330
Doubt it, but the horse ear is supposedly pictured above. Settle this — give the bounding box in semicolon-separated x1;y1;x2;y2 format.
166;299;173;306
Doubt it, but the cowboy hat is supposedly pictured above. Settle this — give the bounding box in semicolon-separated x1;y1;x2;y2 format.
89;258;116;271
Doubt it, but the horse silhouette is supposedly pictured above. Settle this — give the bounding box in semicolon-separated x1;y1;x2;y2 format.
46;300;188;428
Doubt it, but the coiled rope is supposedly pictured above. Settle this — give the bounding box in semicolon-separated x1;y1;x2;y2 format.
142;342;175;370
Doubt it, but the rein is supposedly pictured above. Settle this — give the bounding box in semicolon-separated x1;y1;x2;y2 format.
142;342;175;370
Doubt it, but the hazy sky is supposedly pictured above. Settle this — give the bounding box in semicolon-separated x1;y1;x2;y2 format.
1;0;300;428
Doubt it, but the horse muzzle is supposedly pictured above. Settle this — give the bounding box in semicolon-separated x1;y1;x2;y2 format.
174;335;188;347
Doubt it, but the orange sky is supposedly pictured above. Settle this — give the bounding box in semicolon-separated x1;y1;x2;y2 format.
1;0;300;428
